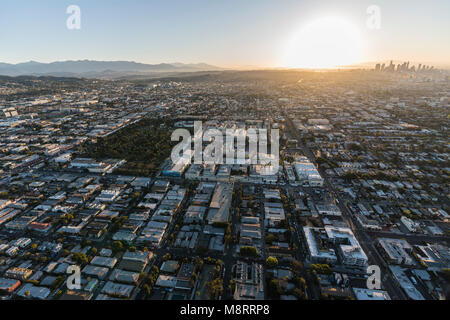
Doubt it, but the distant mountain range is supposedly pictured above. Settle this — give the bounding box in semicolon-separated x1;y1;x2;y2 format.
0;60;224;78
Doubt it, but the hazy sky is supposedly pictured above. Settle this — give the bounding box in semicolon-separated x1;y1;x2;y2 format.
1;0;449;67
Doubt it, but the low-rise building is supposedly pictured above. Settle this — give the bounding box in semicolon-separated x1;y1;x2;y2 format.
234;261;264;300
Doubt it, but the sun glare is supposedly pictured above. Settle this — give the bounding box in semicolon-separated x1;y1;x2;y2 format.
282;17;363;69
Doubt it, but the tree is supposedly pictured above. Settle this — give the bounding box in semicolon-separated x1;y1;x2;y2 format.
206;278;223;299
240;246;258;257
224;235;232;245
213;265;221;277
52;276;65;289
139;272;147;282
290;260;303;272
267;279;281;299
72;253;88;265
293;288;307;300
113;241;124;252
441;268;450;283
212;221;229;229
298;277;306;289
80;118;177;176
265;234;277;244
204;257;215;265
229;279;236;291
143;284;151;297
194;257;204;273
61;249;70;257
310;264;332;275
266;256;278;268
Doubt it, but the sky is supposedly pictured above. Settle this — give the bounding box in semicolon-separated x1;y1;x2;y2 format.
1;0;449;68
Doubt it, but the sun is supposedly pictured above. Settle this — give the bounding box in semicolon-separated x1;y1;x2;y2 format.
282;17;363;69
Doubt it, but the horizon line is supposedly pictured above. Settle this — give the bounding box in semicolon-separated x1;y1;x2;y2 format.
2;58;449;69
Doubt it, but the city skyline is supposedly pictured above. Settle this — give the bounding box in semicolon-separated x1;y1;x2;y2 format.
1;0;450;68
